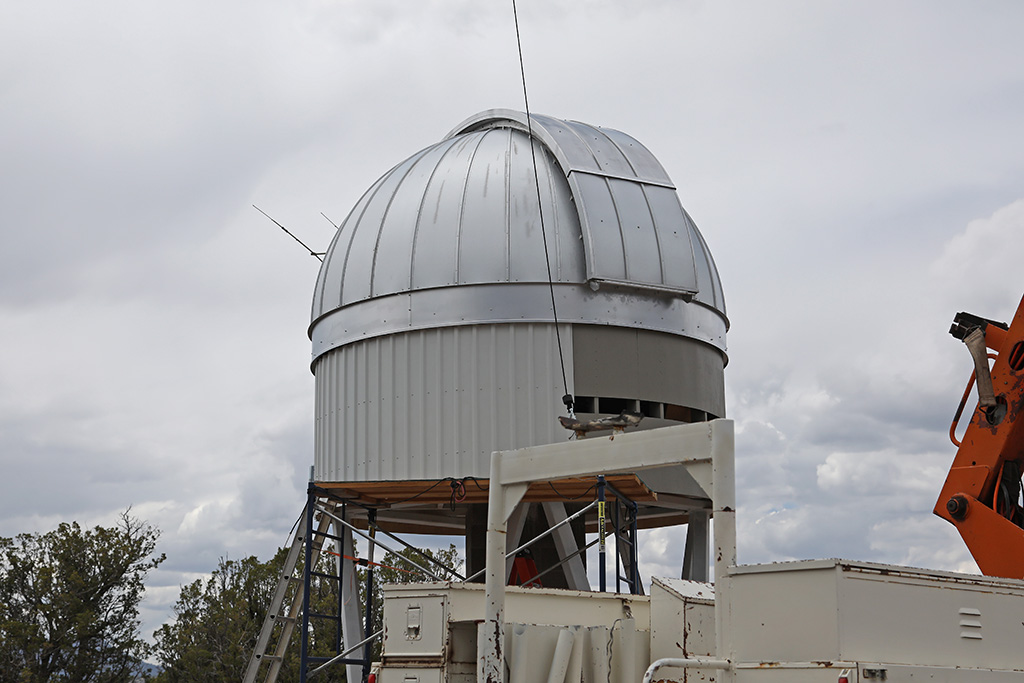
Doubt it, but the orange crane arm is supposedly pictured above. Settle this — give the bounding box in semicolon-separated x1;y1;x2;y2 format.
935;294;1024;578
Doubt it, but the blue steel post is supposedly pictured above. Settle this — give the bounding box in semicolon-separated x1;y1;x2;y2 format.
597;475;606;593
362;509;377;683
299;484;316;683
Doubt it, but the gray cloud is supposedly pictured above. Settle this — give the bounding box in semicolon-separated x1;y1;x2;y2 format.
3;0;1024;642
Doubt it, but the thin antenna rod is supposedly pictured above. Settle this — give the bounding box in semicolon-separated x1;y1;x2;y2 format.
512;0;574;417
252;205;324;262
320;212;340;230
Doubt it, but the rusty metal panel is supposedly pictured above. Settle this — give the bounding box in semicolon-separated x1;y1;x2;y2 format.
379;582;651;683
650;577;716;682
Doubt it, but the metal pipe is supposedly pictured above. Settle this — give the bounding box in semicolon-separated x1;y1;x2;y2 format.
545;627;577;683
480;451;506;683
519;536;600;587
319;508;449;582
613;497;621;594
509;624;529;683
712;419;737;682
630;500;639;593
368;518;465;580
602;479;630;504
464;500;597;583
336;511;364;683
334;504;344;656
598;475;606;592
307;629;384;678
641;658;731;683
361;510;376;683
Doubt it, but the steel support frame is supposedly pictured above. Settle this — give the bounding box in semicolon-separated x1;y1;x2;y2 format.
604;480;641;595
480;420;736;683
259;482;469;683
298;488;376;683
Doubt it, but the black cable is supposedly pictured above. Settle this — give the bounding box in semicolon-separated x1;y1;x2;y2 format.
387;478;450;506
512;0;573;416
449;480;467;511
462;476;487;492
547;481;596;501
388;477;485;509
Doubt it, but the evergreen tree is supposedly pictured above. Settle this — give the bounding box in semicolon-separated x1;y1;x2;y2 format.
153;539;462;682
0;512;164;683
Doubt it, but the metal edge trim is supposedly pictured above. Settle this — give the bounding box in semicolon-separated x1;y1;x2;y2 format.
309;282;728;364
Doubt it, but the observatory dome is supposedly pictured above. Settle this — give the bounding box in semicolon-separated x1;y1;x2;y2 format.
311;110;726;359
310;109;728;495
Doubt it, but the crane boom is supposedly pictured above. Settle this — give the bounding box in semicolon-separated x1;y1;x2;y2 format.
935;294;1024;578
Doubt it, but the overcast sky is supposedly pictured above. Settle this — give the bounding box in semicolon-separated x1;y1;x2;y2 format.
3;0;1024;641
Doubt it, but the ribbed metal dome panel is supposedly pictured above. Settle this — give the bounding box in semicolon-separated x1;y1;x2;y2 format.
312;128;585;315
310;110;727;363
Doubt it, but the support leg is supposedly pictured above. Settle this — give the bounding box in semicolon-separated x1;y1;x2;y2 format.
505;503;529;583
682;509;710;582
337;514;364;683
541;502;591;591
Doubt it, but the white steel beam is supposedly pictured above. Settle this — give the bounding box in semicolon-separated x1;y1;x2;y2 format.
480;420;736;683
497;421;723;487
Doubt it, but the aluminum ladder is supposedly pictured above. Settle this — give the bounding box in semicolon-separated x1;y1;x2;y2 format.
242;502;333;683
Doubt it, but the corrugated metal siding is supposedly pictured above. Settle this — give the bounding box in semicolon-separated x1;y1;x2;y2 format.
314;323;572;483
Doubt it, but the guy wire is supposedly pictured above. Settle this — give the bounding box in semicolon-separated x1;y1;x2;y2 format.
511;0;574;416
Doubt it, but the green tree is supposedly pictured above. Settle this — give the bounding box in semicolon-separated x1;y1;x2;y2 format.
0;511;164;683
152;549;302;683
154;547;350;683
153;541;462;682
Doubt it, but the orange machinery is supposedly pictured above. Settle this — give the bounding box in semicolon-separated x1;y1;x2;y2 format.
935;294;1024;578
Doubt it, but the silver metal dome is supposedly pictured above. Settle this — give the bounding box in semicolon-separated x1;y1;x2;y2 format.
310;109;727;362
308;110;730;562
